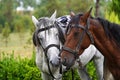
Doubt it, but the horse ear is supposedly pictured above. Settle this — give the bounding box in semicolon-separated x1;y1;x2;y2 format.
50;10;57;20
32;15;39;28
82;7;92;22
70;11;75;17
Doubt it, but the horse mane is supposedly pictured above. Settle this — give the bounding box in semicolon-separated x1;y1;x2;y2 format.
97;17;120;47
70;13;120;47
33;31;40;46
55;22;65;44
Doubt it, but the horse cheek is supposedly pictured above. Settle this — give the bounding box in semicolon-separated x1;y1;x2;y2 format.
82;35;91;49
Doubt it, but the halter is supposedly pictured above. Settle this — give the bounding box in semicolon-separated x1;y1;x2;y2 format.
62;18;94;59
35;22;61;79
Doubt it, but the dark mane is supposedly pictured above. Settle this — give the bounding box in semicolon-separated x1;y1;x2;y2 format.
55;22;65;44
33;31;41;46
70;13;94;25
97;17;120;47
38;17;51;28
71;13;83;24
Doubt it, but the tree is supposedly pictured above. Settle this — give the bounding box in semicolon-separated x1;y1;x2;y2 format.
34;0;94;18
65;0;94;13
14;17;25;44
18;0;36;8
95;0;100;17
110;0;120;19
0;24;3;33
105;11;120;24
2;22;11;47
0;0;14;31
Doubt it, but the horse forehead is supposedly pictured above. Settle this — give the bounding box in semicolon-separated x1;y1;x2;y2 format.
38;28;58;38
38;18;53;28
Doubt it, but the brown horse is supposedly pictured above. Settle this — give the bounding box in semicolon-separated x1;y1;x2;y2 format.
60;8;120;80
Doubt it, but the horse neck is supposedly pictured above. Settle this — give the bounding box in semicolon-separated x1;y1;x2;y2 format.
90;19;120;80
36;46;44;59
90;20;120;60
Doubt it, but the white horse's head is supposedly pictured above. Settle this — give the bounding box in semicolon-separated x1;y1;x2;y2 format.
32;11;61;66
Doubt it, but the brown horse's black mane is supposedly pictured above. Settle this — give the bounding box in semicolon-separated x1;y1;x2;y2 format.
97;17;120;47
70;13;120;47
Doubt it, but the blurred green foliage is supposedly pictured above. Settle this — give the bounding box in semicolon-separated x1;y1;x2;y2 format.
2;22;11;47
0;52;42;80
0;0;116;33
34;0;94;18
0;52;97;80
105;11;120;24
110;0;120;19
0;0;95;32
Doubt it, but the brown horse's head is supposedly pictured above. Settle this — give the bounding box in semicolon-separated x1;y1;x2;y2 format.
60;8;93;69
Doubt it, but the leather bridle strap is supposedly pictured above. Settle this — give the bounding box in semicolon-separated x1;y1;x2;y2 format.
62;45;78;58
62;18;94;59
35;23;61;79
37;25;54;32
43;44;60;79
75;18;94;52
44;44;60;54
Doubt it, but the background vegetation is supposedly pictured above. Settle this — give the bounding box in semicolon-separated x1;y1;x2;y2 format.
0;0;120;80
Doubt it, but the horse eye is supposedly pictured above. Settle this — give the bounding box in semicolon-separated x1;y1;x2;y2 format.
74;32;79;37
56;33;59;36
39;37;43;41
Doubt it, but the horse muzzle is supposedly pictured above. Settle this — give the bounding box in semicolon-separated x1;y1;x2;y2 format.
50;57;61;67
60;56;75;70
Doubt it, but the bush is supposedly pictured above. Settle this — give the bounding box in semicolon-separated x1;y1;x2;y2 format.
0;52;41;80
0;51;97;80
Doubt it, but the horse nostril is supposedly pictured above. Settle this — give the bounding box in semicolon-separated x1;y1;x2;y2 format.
58;57;61;61
50;60;52;64
58;58;60;63
62;57;67;66
64;57;66;62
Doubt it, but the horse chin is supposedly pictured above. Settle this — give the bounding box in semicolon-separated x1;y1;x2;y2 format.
62;58;75;70
50;62;60;67
50;57;60;67
61;62;75;73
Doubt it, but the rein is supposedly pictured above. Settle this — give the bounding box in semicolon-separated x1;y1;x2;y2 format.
62;18;94;59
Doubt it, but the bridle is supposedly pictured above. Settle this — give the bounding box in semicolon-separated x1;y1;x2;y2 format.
34;20;76;79
62;18;94;59
35;22;61;79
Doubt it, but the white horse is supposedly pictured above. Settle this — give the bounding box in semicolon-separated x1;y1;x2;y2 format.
32;11;62;80
32;11;104;80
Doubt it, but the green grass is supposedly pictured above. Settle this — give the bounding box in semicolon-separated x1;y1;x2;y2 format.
0;32;33;58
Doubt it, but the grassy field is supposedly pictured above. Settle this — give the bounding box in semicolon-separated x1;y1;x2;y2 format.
0;32;33;58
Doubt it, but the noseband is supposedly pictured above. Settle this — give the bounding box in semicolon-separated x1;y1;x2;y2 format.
62;18;94;59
